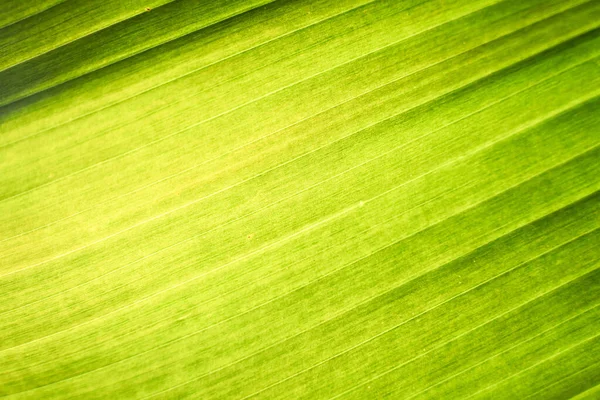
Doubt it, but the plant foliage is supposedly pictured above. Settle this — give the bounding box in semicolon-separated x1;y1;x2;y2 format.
0;0;599;398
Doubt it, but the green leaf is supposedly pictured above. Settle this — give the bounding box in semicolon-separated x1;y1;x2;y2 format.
0;0;598;398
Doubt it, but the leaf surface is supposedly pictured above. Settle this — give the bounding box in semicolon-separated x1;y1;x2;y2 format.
0;0;599;398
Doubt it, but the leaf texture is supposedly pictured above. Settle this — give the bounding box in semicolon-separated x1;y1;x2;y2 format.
0;0;598;398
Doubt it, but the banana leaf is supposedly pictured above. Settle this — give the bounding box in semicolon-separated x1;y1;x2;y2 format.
0;0;599;398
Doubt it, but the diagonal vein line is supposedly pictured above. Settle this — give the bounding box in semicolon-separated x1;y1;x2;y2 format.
2;164;475;320
0;205;358;353
2;95;597;387
0;0;426;165
463;331;600;399
0;0;295;105
0;0;377;143
12;181;594;393
6;143;597;395
22;0;594;143
573;384;600;399
0;0;384;144
405;305;600;400
239;237;600;400
1;178;468;318
0;0;179;73
0;0;506;193
331;268;600;399
2;6;593;244
1;2;598;397
0;2;125;53
1;84;596;341
0;0;282;77
0;0;69;31
3;48;596;279
2;182;478;380
153;241;600;399
0;1;381;209
0;26;546;244
0;5;90;51
0;0;283;107
3;12;597;220
523;360;600;399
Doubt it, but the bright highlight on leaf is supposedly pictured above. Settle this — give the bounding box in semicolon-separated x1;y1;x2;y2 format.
0;0;599;398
